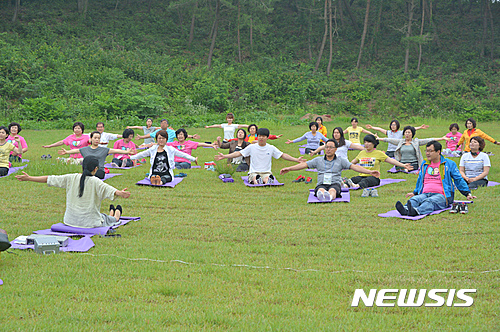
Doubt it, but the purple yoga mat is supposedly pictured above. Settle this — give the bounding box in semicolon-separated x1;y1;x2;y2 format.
307;189;350;203
348;178;406;190
1;161;29;178
10;236;95;252
0;279;3;286
104;163;143;169
387;166;419;174
46;216;141;236
379;201;473;220
219;174;234;183
487;181;500;187
241;176;284;187
101;173;122;181
299;148;323;155
136;177;183;187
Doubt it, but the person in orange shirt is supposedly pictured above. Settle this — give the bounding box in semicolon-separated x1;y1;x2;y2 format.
456;118;500;152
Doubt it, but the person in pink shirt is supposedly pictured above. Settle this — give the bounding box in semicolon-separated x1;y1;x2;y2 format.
43;122;90;162
166;128;216;169
443;123;462;156
7;122;28;162
112;129;137;167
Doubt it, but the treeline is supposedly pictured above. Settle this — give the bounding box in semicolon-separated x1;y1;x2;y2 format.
0;0;498;127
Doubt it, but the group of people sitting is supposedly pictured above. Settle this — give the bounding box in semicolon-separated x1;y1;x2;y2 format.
2;114;498;231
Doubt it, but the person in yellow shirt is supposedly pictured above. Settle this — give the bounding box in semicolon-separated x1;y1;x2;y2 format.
456;118;500;152
316;116;327;142
344;117;374;144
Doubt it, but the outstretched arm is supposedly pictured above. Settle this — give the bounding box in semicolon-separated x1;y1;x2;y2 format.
361;128;375;136
114;188;131;199
15;172;49;183
58;148;81;156
126;126;143;129
280;153;307;163
350;143;364;151
198;142;217;149
205;124;222;129
43;140;64;148
237;124;249;129
214;151;243;161
415;124;429;130
365;125;388;135
349;164;380;178
309;145;325;156
280;162;309;175
384;157;414;171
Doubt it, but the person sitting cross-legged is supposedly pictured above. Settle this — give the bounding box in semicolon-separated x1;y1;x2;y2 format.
395;141;475;217
280;139;380;201
215;128;305;184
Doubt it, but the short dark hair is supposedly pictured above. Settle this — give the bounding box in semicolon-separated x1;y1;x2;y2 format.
237;128;247;137
156;130;169;140
465;118;476;129
122;128;134;139
175;128;188;139
325;139;339;148
8;122;22;133
309;121;319;130
389;120;400;131
146;118;153;122
470;136;485;151
332;127;346;147
449;123;459;131
73;122;85;132
248;124;258;133
351;117;359;123
226;113;234;119
90;131;101;139
257;128;270;137
315;116;323;123
426;141;442;154
0;126;9;136
363;134;379;147
160;119;168;124
403;126;416;138
96;122;105;128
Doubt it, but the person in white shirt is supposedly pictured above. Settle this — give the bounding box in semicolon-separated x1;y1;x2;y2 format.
459;136;491;190
15;156;131;228
205;113;249;141
215;128;306;184
96;122;122;147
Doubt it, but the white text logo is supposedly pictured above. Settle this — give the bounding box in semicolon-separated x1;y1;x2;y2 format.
351;289;476;307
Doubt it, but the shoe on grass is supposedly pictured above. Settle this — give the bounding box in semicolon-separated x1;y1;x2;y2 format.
395;201;408;216
305;177;312;184
370;188;379;197
459;203;468;214
293;175;305;182
449;203;459;214
361;188;370;197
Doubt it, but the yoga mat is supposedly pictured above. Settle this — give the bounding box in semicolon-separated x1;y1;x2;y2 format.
443;153;460;158
0;159;29;178
387;166;419;174
136;177;183;187
41;216;141;236
348;178;406;190
101;173;122;181
104;163;142;169
306;169;318;172
487;181;500;187
241;176;284;187
379;201;473;220
174;165;201;169
307;189;350;203
219;174;234;183
0;279;3;286
10;236;95;252
299;148;323;155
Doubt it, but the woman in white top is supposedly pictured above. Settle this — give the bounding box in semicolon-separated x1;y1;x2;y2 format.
130;130;198;185
459;136;491;190
15;156;130;228
205;112;249;141
309;127;364;159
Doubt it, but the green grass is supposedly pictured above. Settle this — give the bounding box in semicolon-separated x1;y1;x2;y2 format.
1;119;499;330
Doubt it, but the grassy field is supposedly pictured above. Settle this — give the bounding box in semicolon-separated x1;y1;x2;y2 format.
1;119;499;330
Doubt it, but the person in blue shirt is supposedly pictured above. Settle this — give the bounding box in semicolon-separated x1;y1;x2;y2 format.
286;122;328;154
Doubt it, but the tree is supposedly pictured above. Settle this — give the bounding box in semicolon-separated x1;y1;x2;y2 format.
207;0;221;69
356;0;371;69
314;0;329;74
404;0;415;73
12;0;20;22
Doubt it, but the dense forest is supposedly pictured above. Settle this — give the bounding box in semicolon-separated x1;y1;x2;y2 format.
0;0;499;128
